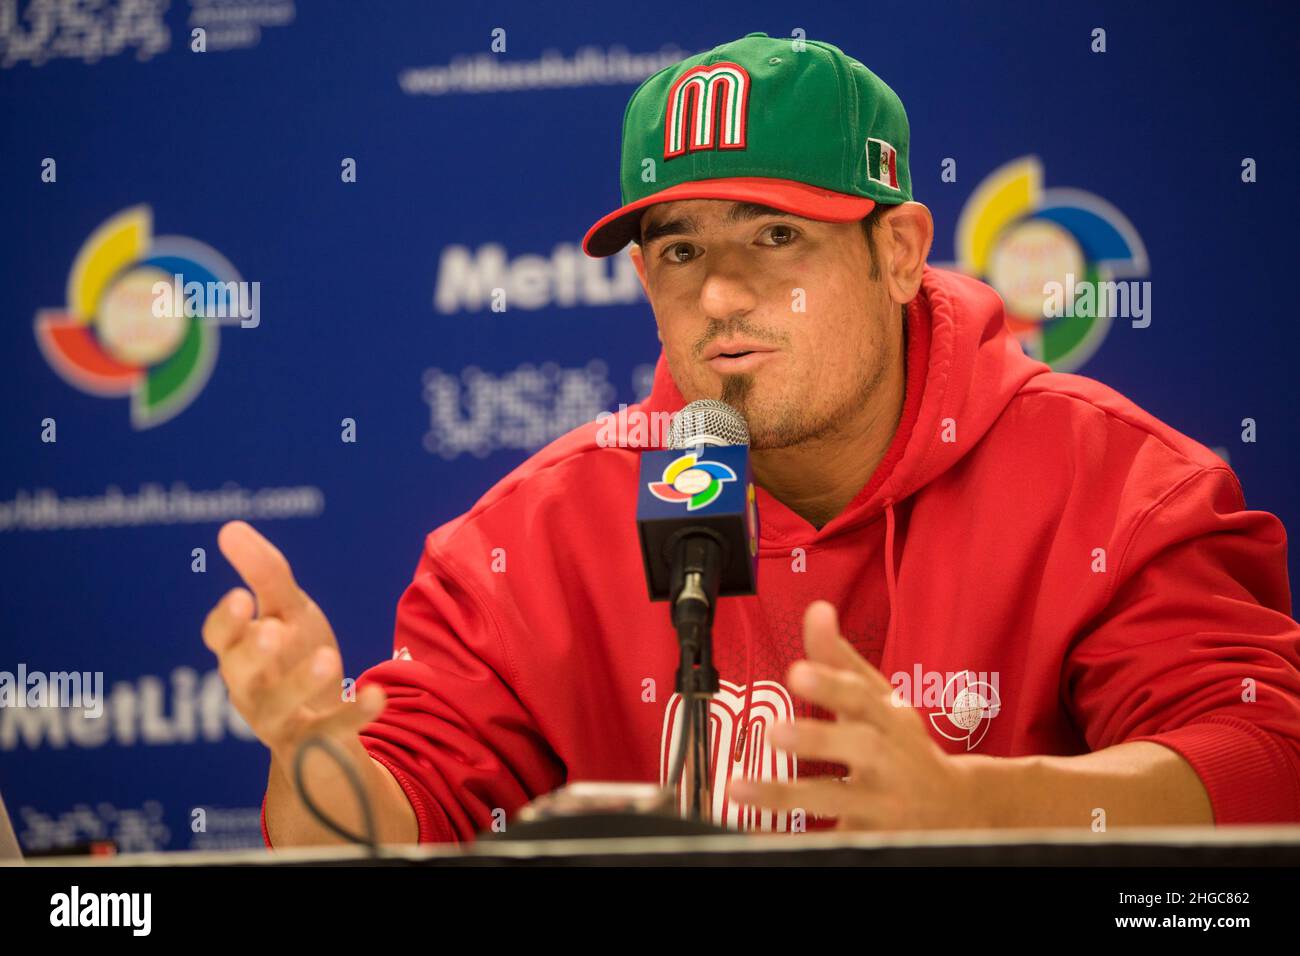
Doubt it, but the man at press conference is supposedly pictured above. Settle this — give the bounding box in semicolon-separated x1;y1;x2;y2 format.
202;32;1300;845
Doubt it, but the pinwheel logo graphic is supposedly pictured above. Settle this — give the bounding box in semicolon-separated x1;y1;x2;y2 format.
34;205;246;429
929;671;1002;752
948;156;1148;372
647;453;737;511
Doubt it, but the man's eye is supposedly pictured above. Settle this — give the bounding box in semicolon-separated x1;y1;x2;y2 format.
662;242;698;263
761;224;798;246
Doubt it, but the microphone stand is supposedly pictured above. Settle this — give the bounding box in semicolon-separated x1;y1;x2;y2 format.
669;529;723;822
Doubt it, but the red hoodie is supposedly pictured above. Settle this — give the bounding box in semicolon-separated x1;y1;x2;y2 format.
263;266;1300;845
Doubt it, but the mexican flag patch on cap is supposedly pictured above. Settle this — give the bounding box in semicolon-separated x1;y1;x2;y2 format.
866;137;901;191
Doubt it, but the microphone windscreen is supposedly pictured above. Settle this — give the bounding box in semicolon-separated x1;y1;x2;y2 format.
668;400;750;449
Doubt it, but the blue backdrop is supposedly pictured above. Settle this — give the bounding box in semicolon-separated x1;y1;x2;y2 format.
3;0;1297;852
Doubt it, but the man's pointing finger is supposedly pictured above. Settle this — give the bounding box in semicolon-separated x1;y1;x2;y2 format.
216;520;306;618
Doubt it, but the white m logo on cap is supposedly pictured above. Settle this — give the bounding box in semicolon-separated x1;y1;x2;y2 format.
664;62;751;159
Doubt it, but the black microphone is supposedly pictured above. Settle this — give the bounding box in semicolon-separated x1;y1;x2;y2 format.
636;399;760;609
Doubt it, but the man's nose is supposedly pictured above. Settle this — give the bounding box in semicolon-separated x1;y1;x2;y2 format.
697;251;760;322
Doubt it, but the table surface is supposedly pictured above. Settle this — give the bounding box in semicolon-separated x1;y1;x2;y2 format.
12;824;1300;867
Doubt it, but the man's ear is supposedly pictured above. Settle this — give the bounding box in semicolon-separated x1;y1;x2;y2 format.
878;201;933;305
628;244;649;293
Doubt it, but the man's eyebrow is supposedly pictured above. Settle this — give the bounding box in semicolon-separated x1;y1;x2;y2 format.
725;202;795;224
641;215;697;245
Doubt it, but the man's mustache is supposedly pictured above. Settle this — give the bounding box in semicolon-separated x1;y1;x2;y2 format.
692;319;792;358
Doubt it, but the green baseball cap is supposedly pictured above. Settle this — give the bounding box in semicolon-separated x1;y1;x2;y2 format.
583;31;912;258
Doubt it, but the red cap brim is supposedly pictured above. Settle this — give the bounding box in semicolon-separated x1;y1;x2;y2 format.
581;177;876;257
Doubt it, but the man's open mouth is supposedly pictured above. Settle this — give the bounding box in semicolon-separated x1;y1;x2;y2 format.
705;347;778;372
704;341;776;361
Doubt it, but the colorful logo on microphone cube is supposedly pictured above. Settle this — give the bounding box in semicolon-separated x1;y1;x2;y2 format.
647;453;737;511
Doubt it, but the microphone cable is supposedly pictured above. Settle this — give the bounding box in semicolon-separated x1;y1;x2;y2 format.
292;735;379;857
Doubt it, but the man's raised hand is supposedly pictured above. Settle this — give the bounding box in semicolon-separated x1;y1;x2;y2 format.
201;520;385;764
